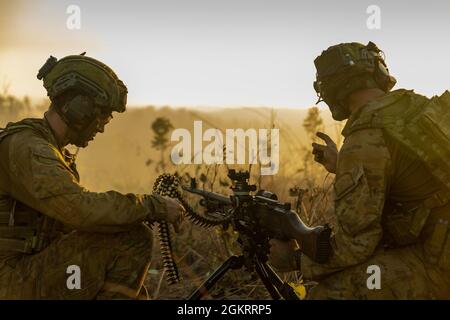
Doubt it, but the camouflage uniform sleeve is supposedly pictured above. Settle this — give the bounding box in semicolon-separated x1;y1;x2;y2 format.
301;128;392;280
8;133;168;229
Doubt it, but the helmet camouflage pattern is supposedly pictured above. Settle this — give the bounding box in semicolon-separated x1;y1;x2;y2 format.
37;54;127;114
313;41;396;120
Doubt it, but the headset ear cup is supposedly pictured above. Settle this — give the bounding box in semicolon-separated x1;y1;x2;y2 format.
374;61;396;92
63;95;95;125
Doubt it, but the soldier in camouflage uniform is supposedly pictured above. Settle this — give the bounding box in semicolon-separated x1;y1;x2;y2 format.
0;55;185;299
269;42;450;299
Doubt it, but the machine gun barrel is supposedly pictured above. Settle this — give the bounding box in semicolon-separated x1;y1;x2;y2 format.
182;178;232;205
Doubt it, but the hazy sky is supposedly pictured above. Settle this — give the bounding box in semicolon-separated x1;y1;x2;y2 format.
0;0;448;108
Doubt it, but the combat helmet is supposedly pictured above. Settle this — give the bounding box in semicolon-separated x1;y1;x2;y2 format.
37;53;128;147
313;41;396;120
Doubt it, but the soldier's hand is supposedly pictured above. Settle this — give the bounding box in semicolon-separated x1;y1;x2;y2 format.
312;131;338;174
162;196;185;233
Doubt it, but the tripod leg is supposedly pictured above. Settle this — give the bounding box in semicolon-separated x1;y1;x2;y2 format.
260;261;300;300
254;259;282;300
188;255;243;300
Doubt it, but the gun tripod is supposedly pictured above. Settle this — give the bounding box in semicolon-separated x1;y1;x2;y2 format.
189;251;300;300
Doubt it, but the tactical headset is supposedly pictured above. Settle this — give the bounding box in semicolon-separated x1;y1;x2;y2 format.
313;41;396;120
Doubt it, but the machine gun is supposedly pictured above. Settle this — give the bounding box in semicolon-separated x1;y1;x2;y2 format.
152;170;332;300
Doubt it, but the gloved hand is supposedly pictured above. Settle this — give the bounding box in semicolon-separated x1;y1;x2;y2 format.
145;194;185;233
312;131;338;174
162;196;185;233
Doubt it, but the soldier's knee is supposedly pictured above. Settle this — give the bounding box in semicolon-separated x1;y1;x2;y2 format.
100;225;154;294
66;224;154;264
101;224;154;274
114;224;153;255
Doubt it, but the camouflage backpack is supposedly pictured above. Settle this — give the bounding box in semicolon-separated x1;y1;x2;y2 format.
344;89;450;191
